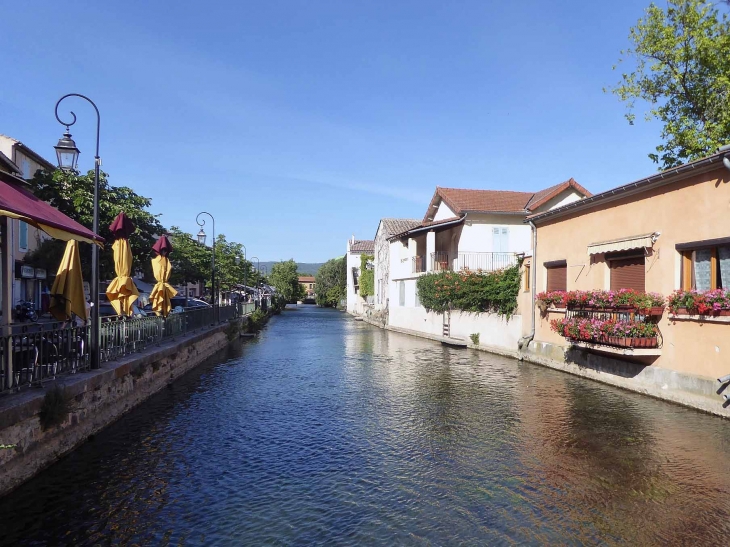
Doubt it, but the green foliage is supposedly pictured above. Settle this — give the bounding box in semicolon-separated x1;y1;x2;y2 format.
608;0;730;168
167;226;211;287
416;266;521;317
269;259;301;303
29;169;164;280
39;386;70;431
213;234;257;290
316;256;347;307
470;333;480;345
247;309;268;332
359;254;374;297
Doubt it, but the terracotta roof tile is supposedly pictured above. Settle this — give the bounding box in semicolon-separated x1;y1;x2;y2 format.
378;218;421;238
349;240;374;253
423;180;591;222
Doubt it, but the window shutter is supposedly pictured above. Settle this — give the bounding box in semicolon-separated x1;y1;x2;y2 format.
546;265;567;292
610;257;645;292
492;227;500;252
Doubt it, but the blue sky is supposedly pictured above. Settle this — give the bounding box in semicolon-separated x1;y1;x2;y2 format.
1;1;667;262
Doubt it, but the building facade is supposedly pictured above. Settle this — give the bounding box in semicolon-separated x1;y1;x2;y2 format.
0;135;56;309
298;276;316;298
386;181;590;347
346;236;374;315
373;218;420;312
527;148;730;411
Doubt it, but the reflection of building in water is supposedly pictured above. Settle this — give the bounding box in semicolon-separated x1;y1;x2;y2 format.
514;366;730;544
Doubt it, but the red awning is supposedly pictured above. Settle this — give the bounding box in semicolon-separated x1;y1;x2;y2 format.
0;173;104;246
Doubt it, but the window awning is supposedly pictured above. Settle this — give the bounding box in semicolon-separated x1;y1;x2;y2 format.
587;233;655;256
0;176;104;247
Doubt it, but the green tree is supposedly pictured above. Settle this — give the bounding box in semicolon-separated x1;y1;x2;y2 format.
609;0;730;168
315;256;347;307
167;226;211;287
359;254;374;297
269;259;301;303
28;168;164;280
213;234;257;291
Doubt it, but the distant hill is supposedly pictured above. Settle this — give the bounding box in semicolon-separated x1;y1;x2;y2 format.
258;262;325;276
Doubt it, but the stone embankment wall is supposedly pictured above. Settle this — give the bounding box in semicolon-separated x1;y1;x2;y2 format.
0;319;247;497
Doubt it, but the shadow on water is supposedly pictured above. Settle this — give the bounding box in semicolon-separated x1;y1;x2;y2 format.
0;306;729;546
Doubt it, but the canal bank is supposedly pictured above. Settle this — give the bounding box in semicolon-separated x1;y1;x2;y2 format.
0;313;264;497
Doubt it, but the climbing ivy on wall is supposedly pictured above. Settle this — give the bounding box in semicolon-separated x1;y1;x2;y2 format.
416;265;521;317
359;254;374;297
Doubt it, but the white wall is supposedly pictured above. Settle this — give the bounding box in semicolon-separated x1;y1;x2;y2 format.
389;304;522;351
433;201;456;221
542;189;584;212
346;250;363;314
457;214;532;254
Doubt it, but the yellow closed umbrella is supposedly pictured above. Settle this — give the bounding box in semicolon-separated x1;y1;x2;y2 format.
150;235;177;317
49;240;87;322
105;212;139;316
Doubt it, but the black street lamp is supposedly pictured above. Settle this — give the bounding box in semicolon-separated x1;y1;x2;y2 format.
54;94;101;370
241;245;247;298
196;212;216;319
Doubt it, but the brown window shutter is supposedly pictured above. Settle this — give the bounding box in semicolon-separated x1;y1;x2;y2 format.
546;265;567;291
610;257;645;292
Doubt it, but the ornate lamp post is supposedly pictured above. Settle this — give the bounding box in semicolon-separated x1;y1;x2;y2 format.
195;212;216;320
54;94;101;369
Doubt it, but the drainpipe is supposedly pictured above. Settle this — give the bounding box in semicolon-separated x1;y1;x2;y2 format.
518;220;537;354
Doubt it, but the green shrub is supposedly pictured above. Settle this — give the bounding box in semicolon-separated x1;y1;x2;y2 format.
416;265;521;317
470;333;480;345
247;309;267;332
39;386;70;431
359;254;374;297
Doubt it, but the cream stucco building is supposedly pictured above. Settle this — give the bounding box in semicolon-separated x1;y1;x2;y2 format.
525;146;730;416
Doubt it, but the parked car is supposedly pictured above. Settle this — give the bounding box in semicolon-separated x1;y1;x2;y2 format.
99;302;147;318
186;298;211;309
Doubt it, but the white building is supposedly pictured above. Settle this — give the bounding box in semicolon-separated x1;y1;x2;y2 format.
346;236;374;315
387;180;590;347
373;218;420;312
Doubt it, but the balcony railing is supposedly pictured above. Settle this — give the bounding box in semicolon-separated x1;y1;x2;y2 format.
455;252;518;272
431;251;450;272
0;302;257;394
412;255;426;273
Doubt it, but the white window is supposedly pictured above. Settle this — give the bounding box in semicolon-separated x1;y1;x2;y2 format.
415;286;421;308
399;281;405;306
492;227;509;252
19;221;28;251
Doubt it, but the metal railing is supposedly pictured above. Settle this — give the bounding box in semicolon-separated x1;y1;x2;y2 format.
431;251;450;272
0;322;90;392
1;302;256;394
412;255;426;273
455;252;518;272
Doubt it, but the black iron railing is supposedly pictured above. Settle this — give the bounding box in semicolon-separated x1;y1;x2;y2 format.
431;251;450;272
0;302;256;394
412;255;426;273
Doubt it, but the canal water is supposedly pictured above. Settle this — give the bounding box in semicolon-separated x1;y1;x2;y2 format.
1;306;729;545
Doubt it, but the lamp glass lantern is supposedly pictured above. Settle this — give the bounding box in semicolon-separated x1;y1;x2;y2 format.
197;228;206;245
54;130;80;171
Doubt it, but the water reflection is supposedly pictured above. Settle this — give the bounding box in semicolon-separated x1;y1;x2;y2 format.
0;306;729;545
